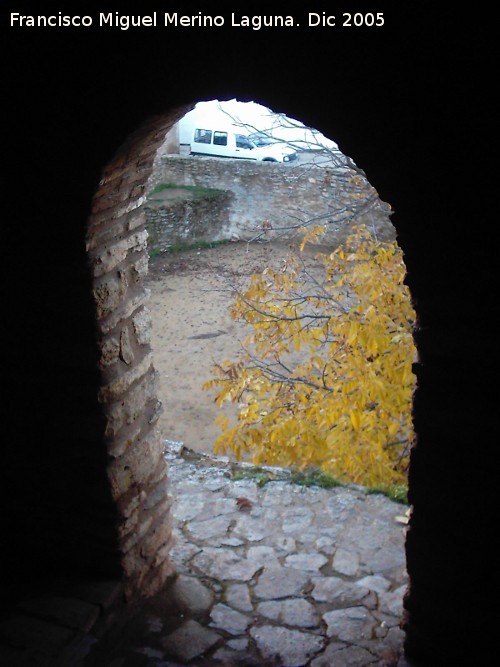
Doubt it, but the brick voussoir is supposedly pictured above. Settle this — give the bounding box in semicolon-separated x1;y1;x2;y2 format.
98;353;154;403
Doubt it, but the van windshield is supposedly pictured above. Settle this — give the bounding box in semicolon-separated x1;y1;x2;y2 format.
249;134;275;147
235;135;255;149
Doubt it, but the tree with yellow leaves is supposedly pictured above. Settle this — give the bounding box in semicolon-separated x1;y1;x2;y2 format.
205;225;416;489
204;225;416;491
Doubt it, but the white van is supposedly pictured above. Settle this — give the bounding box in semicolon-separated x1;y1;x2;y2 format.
190;127;297;162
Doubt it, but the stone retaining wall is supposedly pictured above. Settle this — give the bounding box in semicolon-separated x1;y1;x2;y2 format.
152;155;395;247
145;191;232;251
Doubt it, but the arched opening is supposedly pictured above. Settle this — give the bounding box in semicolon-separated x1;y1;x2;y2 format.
82;98;411;665
146;99;411;487
3;13;494;662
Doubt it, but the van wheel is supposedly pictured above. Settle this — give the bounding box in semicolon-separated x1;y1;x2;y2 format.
262;158;278;162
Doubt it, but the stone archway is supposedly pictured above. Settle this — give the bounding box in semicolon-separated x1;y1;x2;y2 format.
85;101;406;601
83;103;413;667
82;89;495;662
3;7;494;661
85;106;194;599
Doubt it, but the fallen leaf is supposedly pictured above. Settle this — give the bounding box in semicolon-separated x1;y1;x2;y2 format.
236;497;252;511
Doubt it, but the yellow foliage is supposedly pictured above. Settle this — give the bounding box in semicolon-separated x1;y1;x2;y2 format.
205;226;416;489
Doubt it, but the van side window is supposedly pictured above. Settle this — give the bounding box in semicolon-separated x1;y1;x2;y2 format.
194;129;212;144
236;135;254;149
213;131;228;146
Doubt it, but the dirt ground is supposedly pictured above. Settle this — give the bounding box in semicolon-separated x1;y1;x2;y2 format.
145;240;325;456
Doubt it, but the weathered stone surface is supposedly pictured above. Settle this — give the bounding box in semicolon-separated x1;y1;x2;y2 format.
323;607;377;642
160;440;408;664
107;430;163;497
326;490;361;522
92;229;148;277
186;515;232;540
191;548;240;579
272;535;297;554
223;557;263;582
332;548;360;576
227;637;249;651
219;536;244;547
336;505;406;576
203;477;230;493
93;275;124;319
99;353;154;403
143;476;169;511
161;620;220;662
195;497;238;521
257;598;318;628
191;548;262;582
378;585;406;617
227;479;260;501
284;553;328;572
246;545;280;568
131;253;149;281
281;507;315;535
314;536;336;555
250;625;324;667
311;576;369;605
99;336;121;368
254;567;310;600
170;575;214;615
99;290;150;336
119;325;135;365
172;493;205;522
108;371;158;440
233;514;272;542
168;540;201;573
356;575;391;594
210;603;251;635
212;645;254;665
154;156;395;246
310;643;377;666
225;584;253;613
7;438;410;667
132;306;152;346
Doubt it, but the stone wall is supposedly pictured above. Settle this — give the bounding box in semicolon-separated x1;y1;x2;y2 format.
153;155;395;247
145;190;232;251
85;111;192;599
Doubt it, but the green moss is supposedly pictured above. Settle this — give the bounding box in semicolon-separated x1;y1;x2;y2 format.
148;182;227;201
366;484;409;505
168;239;230;254
231;464;409;503
289;468;345;489
230;466;344;490
231;466;285;487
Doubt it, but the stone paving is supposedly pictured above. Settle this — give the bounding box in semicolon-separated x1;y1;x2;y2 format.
104;440;409;667
0;440;409;667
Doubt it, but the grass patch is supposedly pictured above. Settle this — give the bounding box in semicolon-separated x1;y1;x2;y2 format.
289;468;345;489
231;464;409;503
148;182;227;201
231;466;345;490
231;466;286;487
366;484;409;505
168;239;230;253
